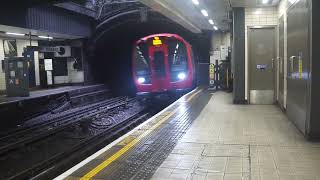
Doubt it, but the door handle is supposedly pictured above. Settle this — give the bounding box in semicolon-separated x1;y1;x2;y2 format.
272;58;275;69
290;56;297;73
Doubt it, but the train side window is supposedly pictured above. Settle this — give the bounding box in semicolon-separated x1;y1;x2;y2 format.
134;44;150;76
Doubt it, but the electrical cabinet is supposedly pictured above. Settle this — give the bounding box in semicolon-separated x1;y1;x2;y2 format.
4;57;30;97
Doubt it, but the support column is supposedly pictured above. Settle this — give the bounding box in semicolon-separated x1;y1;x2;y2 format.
232;8;246;104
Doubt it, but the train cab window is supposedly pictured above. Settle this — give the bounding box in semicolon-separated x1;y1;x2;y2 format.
168;39;188;82
134;44;151;83
153;51;165;77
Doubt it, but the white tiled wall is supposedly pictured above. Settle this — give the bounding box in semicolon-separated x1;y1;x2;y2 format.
53;59;84;84
0;39;5;91
244;7;278;100
67;59;84;83
211;32;231;51
54;76;69;84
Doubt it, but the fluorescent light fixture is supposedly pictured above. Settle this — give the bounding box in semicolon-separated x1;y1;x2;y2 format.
5;32;25;36
254;9;262;15
213;26;218;30
192;0;199;5
201;9;208;17
288;0;296;4
262;0;269;4
38;36;53;39
209;19;214;25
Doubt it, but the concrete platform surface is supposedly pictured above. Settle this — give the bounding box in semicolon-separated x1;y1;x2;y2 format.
56;90;320;180
152;92;320;180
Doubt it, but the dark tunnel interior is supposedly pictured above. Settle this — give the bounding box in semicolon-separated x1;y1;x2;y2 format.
90;12;212;96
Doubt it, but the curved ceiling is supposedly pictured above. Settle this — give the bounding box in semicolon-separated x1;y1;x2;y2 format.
138;0;281;33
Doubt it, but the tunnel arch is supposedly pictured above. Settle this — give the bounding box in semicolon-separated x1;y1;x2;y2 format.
88;9;211;95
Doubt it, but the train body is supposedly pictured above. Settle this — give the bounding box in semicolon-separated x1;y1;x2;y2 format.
132;33;195;95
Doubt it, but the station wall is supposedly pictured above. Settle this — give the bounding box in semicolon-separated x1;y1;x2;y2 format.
0;39;4;91
0;37;84;93
0;38;39;91
211;32;231;52
54;59;84;84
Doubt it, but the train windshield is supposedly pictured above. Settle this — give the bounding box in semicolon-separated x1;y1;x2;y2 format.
134;43;151;83
153;51;166;77
168;39;188;81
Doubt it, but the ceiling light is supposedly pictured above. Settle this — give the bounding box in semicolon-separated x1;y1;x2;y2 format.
5;32;25;36
201;9;208;17
213;26;218;31
262;0;269;4
254;9;262;15
38;36;53;39
209;19;214;25
288;0;296;4
192;0;199;5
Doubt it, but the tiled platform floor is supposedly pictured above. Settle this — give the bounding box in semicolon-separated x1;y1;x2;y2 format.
152;92;320;180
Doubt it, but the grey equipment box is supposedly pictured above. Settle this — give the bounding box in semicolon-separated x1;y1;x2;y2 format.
4;57;30;97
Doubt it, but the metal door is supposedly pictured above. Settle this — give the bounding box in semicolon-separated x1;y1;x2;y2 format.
279;16;285;108
149;45;170;92
248;27;276;104
287;0;309;134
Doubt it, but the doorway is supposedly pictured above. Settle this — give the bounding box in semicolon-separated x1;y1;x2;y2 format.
248;27;276;104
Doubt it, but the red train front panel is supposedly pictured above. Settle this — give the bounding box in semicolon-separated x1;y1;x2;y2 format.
132;34;194;94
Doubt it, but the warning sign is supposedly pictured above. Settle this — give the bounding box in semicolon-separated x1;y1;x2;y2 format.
209;63;215;85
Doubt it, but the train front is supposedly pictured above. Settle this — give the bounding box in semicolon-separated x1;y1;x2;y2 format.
132;34;194;96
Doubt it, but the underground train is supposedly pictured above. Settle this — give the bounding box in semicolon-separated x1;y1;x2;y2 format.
132;33;195;96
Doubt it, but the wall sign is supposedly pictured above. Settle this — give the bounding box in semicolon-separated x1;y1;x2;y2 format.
256;64;268;71
3;39;17;57
44;59;53;71
209;63;215;85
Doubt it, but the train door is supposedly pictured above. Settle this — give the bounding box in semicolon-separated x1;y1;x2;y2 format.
149;45;170;92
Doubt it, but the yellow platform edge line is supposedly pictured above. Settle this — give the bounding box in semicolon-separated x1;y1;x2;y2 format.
80;89;202;180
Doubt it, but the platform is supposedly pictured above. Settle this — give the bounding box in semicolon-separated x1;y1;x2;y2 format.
56;89;320;180
0;84;105;105
0;84;109;131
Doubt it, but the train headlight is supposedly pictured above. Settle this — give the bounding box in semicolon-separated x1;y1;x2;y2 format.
177;72;186;80
137;77;146;83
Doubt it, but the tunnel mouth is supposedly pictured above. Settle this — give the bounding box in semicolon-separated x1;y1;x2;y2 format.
90;11;211;96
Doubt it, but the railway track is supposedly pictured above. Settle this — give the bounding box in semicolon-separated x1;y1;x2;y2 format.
0;97;150;180
0;97;128;155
